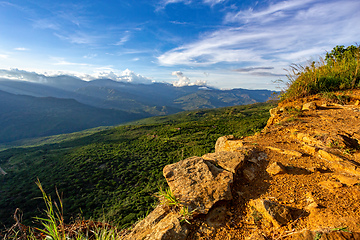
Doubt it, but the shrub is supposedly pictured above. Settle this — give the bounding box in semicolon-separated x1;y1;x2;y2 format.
281;45;360;100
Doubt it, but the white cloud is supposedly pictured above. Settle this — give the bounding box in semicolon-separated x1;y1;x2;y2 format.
0;69;48;83
171;71;207;87
158;0;360;69
14;47;29;51
80;68;153;84
114;32;131;46
54;31;99;45
51;57;90;66
156;0;224;11
203;0;226;7
0;68;153;85
0;54;8;59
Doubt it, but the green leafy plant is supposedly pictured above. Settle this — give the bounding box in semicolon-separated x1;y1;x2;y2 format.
251;206;262;224
179;206;195;224
331;226;351;233
156;187;180;207
34;179;67;240
314;232;322;240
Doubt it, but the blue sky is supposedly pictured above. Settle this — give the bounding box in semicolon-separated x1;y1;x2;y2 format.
0;0;359;90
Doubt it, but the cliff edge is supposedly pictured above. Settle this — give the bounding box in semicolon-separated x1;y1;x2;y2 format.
124;90;360;240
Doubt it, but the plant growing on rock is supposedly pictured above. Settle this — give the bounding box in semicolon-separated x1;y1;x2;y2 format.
156;187;180;207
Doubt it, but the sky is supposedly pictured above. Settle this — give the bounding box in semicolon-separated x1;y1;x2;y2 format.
0;0;359;90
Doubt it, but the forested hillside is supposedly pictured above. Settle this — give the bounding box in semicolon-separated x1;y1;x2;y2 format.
0;102;274;230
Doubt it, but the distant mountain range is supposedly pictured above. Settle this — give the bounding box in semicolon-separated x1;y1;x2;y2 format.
0;76;276;143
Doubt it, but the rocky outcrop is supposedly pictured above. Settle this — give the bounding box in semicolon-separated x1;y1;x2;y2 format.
163;156;233;215
126;91;360;240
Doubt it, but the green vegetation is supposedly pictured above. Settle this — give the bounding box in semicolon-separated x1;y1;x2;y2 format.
0;102;274;231
281;44;360;100
156;187;180;207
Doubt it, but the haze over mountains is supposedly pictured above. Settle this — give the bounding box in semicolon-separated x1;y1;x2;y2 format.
0;72;276;143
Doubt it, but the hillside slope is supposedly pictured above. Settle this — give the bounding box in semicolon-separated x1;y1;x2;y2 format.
0;90;146;143
0;102;274;230
126;90;360;240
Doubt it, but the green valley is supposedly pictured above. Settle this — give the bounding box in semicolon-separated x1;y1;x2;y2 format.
0;102;275;230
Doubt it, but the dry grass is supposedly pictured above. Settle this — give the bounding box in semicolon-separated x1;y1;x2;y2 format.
281;45;360;101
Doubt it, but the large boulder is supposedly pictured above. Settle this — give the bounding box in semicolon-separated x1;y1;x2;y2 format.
163;156;233;215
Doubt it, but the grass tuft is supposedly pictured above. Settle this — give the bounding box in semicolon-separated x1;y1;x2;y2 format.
280;45;360;101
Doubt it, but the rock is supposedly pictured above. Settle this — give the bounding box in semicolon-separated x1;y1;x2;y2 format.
301;144;319;155
266;162;287;175
163;156;233;215
249;199;293;228
266;146;303;157
318;180;343;190
305;202;319;211
302;102;317;111
317;150;360;176
243;165;257;181
215;135;244;152
290;230;360;240
205;206;228;228
202;151;245;173
124;206;188;240
144;213;188;240
333;174;360;186
269;107;282;117
247;232;267;240
289;229;316;240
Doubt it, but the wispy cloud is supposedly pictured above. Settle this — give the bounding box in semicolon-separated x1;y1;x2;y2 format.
156;0;224;11
14;47;30;51
114;32;131;46
51;57;91;66
158;0;360;68
0;54;9;59
233;67;274;73
54;32;100;45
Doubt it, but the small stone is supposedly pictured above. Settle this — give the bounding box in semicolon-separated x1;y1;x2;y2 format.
333;174;360;186
266;162;287;175
243;167;256;181
305;202;319;211
249;199;293;227
269;107;281;117
301;144;319;155
247;232;266;240
215;135;243;152
205;206;227;228
302;102;317;111
266;146;303;157
318;180;343;190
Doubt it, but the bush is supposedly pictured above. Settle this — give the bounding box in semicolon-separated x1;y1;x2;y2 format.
281;45;360;100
